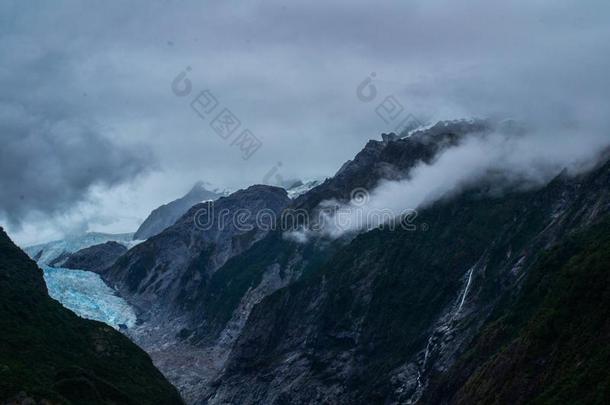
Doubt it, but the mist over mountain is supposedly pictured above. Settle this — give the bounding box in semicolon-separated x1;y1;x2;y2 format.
312;123;609;239
98;125;609;403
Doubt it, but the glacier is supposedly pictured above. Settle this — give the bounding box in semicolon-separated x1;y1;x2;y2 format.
23;232;139;331
43;265;137;330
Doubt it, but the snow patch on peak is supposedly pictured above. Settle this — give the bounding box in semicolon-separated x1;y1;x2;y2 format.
285;179;324;199
24;232;134;265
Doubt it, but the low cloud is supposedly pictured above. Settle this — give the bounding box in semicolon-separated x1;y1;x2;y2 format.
307;128;610;239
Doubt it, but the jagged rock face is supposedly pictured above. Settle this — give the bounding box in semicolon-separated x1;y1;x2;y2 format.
0;228;183;404
205;161;610;404
162;126;488;401
60;241;127;273
133;182;226;241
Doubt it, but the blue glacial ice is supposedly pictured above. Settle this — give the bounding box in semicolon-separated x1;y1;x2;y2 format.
23;232;141;330
42;265;137;330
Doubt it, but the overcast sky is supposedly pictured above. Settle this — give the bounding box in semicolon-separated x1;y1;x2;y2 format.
2;0;610;245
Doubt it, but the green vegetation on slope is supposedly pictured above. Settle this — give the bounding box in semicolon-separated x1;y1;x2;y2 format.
0;228;183;404
432;216;610;404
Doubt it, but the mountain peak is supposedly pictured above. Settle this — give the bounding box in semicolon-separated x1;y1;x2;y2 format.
133;181;227;240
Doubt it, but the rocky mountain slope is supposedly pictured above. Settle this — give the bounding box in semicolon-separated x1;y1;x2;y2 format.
422;216;610;404
293;120;490;213
207;159;610;404
0;228;183;404
103;185;292;401
99;121;483;400
99;121;609;404
133;182;227;241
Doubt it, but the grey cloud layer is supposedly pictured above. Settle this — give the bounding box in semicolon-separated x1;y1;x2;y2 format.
1;0;609;243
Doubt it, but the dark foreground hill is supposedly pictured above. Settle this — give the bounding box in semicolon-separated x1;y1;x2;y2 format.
0;228;183;405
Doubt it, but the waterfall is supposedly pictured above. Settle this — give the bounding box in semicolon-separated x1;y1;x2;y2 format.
458;266;475;312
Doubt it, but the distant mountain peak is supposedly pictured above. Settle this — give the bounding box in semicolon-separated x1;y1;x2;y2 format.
133;181;227;240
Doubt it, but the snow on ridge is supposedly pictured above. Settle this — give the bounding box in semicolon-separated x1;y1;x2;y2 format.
286;179;324;199
24;232;134;265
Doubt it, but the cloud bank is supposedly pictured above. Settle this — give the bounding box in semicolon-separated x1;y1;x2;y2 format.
310;128;609;239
